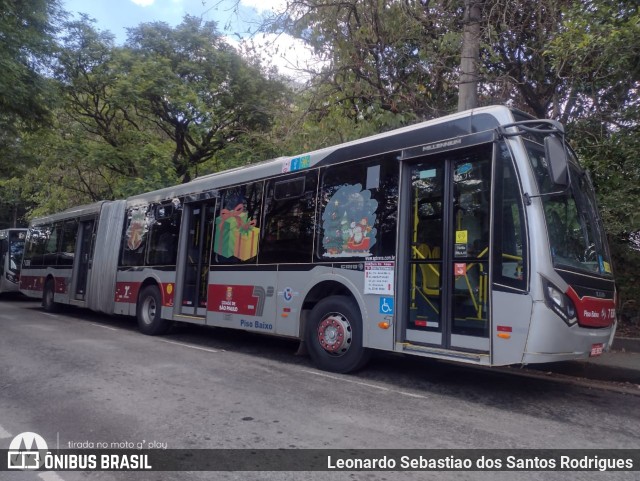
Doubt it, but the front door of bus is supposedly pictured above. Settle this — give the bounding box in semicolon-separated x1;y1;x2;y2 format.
179;201;216;317
405;145;492;353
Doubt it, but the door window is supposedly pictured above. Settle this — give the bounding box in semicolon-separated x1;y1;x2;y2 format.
407;144;493;346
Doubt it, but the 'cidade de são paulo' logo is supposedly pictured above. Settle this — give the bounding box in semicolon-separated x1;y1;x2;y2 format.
7;432;48;470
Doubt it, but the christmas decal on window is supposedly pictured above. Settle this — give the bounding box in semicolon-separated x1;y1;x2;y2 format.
322;184;378;257
126;206;149;250
213;204;260;261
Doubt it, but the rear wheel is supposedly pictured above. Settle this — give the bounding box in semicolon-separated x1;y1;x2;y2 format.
137;285;171;335
42;279;59;312
305;296;370;373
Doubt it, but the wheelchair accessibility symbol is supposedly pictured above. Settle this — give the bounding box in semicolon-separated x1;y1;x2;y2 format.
379;297;394;315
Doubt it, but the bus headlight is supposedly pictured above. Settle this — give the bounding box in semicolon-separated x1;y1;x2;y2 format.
6;272;17;283
543;279;578;326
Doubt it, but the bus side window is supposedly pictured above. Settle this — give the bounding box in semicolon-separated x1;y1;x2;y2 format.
25;225;51;266
147;203;181;266
43;223;61;266
121;207;148;267
212;181;263;264
58;219;78;266
317;156;398;260
260;171;317;264
494;143;527;290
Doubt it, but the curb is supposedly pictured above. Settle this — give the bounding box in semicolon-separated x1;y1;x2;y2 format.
530;360;640;386
612;337;640;353
505;366;640;397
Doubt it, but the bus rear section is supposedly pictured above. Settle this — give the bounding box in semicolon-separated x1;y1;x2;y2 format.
19;201;125;313
0;228;27;294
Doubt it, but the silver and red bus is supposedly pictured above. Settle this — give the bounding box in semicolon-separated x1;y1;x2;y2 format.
0;228;27;294
20;106;617;372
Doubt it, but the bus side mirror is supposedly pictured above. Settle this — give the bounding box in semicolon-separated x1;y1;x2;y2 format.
545;135;569;186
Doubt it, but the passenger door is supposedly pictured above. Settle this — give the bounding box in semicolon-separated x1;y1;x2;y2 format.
404;144;492;353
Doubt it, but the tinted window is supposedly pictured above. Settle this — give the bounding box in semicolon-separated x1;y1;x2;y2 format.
318;156;399;260
493;142;527;290
43;223;61;266
212;181;263;264
147;203;182;266
58;220;78;266
260;171;317;264
24;225;52;266
121;206;149;266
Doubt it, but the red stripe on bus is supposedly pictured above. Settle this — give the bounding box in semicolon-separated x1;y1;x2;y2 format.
114;281;175;308
161;283;175;307
114;282;141;304
566;286;616;328
55;277;67;294
19;275;45;292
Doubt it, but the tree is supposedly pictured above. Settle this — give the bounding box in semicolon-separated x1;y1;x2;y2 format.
0;0;62;140
263;0;461;130
547;0;640;305
0;0;63;227
479;0;571;117
458;0;482;111
122;16;288;181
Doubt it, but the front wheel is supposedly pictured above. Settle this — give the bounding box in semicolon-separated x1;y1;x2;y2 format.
137;285;171;335
42;278;59;312
305;296;370;373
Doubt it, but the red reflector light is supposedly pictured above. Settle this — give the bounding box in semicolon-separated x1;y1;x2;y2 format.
415;320;428;327
497;325;512;332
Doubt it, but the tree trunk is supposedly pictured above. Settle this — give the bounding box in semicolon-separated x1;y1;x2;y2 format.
458;0;482;112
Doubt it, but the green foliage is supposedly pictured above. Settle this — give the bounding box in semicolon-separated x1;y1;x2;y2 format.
265;0;461;129
122;16;289;181
547;1;640;307
0;0;62;140
11;14;290;219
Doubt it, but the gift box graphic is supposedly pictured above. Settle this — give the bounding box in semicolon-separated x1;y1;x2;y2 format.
214;204;260;261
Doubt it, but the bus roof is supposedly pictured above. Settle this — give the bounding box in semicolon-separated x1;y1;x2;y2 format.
28;201;108;226
126;105;516;206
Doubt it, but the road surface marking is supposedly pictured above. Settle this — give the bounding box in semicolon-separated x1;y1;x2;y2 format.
302;370;429;399
396;391;428;399
302;370;390;392
0;424;11;438
90;323;119;331
39;472;66;481
157;339;220;353
42;313;60;319
86;322;221;353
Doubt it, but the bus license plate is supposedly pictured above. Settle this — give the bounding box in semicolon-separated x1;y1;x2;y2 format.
590;343;604;357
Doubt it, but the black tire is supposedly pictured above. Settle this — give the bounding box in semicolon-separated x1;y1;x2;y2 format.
42;278;59;312
305;296;371;373
136;285;171;335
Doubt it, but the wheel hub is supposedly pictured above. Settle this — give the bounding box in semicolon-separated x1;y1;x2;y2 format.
317;314;352;354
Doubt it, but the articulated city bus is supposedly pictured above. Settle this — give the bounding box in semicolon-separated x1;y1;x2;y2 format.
20;106;617;372
0;228;27;294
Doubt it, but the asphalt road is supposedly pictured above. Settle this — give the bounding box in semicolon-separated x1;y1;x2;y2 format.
0;296;638;481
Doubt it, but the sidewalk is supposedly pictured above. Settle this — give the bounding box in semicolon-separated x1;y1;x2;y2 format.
530;337;640;386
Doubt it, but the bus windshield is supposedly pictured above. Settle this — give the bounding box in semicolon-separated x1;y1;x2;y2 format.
525;140;613;277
